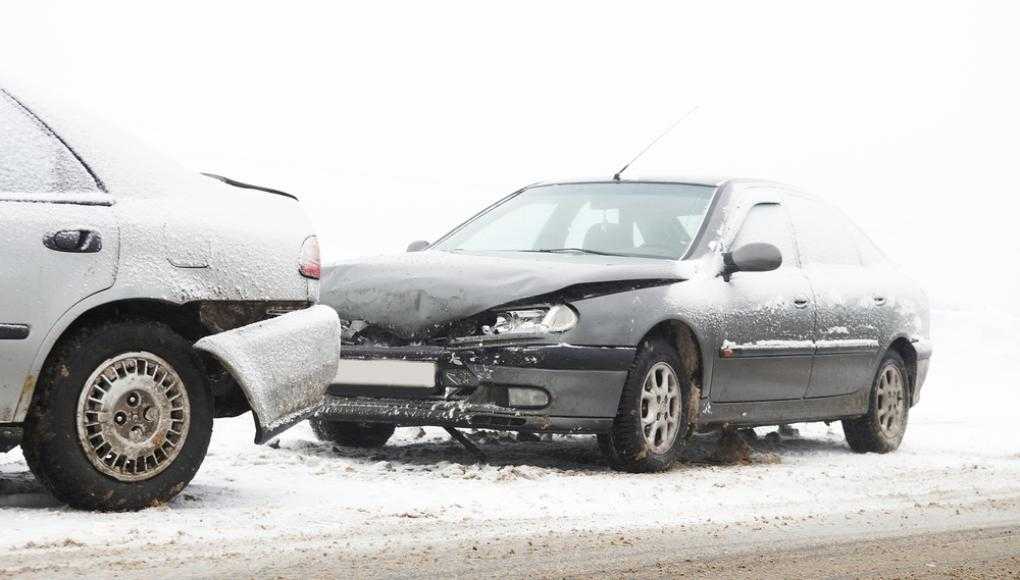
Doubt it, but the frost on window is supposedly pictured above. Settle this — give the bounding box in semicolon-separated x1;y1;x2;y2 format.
848;222;887;266
787;198;860;266
732;203;799;268
0;91;98;194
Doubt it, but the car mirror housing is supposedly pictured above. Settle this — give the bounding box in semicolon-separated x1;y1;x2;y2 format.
406;240;430;252
721;242;782;280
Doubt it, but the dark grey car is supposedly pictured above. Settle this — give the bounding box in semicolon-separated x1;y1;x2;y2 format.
315;178;931;472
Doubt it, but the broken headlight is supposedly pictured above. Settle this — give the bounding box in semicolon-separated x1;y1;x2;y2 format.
483;304;578;335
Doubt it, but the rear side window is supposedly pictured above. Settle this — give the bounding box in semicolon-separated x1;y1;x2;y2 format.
731;203;799;268
848;223;887;266
786;198;861;266
0;90;99;193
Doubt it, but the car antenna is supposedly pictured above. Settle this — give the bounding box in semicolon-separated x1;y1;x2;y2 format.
612;105;700;181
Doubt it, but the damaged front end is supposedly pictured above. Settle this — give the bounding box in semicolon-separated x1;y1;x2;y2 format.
320;297;638;433
195;305;340;443
317;249;694;432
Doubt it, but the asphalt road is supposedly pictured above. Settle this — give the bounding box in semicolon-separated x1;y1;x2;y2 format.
3;491;1016;578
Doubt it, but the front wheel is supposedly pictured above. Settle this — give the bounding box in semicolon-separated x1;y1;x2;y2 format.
21;320;213;511
598;337;692;472
842;351;909;453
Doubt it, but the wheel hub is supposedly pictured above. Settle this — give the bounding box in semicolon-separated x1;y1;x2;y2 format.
76;352;191;482
875;364;906;439
640;362;681;453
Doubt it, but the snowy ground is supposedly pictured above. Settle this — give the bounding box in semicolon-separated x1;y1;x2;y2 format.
1;307;1018;577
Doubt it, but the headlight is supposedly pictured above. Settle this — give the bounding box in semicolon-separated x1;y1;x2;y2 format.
486;304;578;335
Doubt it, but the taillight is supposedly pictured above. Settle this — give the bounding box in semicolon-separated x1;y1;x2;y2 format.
299;235;321;279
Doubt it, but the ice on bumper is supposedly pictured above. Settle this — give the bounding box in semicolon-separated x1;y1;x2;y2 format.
194;305;341;443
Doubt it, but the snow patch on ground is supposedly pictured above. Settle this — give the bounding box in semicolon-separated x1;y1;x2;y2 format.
1;307;1018;569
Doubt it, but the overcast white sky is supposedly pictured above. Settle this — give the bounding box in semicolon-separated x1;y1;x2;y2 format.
4;1;1018;311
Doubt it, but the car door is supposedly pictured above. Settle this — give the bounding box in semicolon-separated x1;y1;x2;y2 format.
785;195;880;398
710;199;816;402
0;89;119;422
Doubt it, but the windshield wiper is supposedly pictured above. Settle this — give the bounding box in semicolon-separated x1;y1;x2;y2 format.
519;247;618;256
517;248;675;260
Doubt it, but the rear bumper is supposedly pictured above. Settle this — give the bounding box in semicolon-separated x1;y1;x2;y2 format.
195;305;341;443
318;342;633;432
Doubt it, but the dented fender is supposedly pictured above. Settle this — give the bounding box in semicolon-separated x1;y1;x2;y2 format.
194;305;340;443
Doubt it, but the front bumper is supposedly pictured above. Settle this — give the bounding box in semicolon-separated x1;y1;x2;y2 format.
911;338;933;405
318;341;634;433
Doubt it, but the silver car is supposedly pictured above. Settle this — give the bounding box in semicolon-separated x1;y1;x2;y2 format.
0;85;339;510
316;178;931;472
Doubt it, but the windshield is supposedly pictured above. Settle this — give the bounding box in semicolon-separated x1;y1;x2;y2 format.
433;182;717;259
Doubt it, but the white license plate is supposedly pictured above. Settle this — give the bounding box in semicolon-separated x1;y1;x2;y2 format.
333;359;437;388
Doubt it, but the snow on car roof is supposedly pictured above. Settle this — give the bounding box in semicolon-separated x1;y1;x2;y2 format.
527;175;730;188
1;78;221;200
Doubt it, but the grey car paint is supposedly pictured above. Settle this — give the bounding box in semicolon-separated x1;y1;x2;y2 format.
321;251;697;340
319;177;931;431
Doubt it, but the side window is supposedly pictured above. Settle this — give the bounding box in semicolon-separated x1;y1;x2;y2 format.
848;223;887;266
786;198;860;266
0;91;98;193
731;203;799;268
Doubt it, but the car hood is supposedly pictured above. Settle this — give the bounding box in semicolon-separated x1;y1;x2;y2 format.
321;250;696;339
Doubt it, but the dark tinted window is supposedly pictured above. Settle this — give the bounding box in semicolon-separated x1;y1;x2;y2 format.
0;91;98;193
732;203;799;268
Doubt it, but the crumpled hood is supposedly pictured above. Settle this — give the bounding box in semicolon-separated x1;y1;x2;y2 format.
321;250;695;339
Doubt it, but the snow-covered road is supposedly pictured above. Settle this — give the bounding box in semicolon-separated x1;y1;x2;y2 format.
1;309;1018;578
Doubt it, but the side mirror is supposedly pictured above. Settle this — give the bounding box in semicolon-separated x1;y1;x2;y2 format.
406;240;430;252
721;242;782;281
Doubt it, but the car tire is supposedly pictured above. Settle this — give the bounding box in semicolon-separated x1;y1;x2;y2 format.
21;320;213;511
598;337;692;472
309;419;396;448
842;351;910;453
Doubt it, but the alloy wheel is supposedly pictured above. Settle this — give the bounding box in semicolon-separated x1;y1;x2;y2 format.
875;364;906;439
640;362;681;452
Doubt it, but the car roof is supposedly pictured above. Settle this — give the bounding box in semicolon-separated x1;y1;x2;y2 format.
526;175;727;188
524;176;801;190
522;176;824;206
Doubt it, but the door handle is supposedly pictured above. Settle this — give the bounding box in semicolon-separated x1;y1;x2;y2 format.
793;297;810;308
873;296;887;306
44;229;103;253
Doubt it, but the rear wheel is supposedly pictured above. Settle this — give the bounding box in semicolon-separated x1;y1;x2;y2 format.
21;320;213;511
843;351;909;453
598;338;692;472
310;419;395;448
